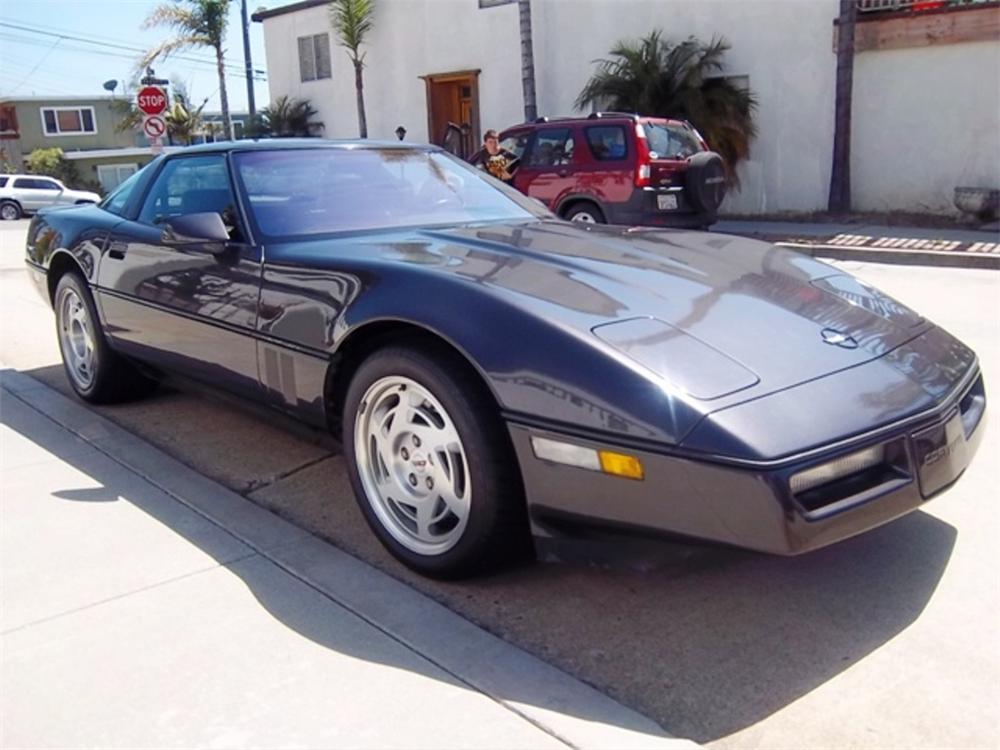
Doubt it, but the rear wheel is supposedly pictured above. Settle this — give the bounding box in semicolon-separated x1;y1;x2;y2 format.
0;201;21;221
564;202;606;224
54;273;157;403
343;344;528;578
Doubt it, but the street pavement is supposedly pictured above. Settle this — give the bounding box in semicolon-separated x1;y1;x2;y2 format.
2;218;999;748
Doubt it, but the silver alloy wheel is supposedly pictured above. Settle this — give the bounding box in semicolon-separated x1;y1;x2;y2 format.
354;375;472;556
0;203;19;221
570;210;597;223
58;287;96;389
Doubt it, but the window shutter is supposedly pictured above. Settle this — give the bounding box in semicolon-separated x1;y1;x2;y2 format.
298;36;316;82
314;34;331;79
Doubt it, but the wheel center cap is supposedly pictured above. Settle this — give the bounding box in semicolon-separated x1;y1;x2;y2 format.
410;451;428;473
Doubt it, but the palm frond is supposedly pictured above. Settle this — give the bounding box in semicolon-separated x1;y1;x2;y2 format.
329;0;375;63
576;30;758;183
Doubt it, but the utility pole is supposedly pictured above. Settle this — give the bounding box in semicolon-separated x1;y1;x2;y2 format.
241;0;256;117
828;0;856;214
518;0;537;122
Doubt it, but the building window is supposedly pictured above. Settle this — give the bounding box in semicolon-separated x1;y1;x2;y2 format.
41;107;97;136
96;163;139;193
298;33;331;82
0;105;17;134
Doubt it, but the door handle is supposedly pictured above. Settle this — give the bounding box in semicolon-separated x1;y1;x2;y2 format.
557;170;569;177
107;241;127;260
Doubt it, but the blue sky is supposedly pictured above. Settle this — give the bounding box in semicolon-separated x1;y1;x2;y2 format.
0;0;276;113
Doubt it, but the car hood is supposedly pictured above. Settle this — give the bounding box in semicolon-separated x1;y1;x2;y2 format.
411;220;932;402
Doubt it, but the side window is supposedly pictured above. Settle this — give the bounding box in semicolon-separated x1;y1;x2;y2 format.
586;126;628;161
524;129;574;168
101;167;146;217
499;132;529;160
14;178;57;190
137;155;243;240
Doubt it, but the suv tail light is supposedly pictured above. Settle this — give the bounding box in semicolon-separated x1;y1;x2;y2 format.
634;122;651;188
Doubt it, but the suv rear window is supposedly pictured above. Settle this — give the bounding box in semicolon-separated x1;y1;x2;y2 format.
642;123;703;160
0;177;7;188
585;126;628;161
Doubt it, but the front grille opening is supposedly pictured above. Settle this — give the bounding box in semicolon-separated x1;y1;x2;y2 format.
792;439;910;518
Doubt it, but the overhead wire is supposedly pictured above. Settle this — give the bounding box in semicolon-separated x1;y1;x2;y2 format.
0;21;266;79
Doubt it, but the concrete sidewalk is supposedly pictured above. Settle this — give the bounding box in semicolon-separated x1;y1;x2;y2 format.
1;369;691;749
714;219;1000;269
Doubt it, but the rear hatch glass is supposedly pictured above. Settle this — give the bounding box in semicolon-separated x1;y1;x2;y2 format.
642;122;703;161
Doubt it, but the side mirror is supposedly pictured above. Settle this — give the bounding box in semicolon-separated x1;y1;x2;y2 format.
161;212;231;249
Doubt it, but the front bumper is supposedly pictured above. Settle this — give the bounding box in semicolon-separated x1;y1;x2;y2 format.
509;370;986;556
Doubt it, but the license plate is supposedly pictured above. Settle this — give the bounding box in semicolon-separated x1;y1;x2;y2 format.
657;194;678;211
913;412;967;497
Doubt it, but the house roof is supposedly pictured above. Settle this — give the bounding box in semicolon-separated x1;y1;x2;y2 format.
251;0;327;22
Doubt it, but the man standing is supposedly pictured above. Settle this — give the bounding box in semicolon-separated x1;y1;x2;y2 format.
471;130;518;184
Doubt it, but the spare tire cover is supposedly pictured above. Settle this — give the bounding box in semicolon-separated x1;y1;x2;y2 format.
685;151;727;214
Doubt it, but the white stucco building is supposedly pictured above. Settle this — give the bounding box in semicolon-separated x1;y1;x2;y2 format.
253;0;1000;216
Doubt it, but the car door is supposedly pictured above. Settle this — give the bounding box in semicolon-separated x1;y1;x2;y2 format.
12;177;63;211
95;153;263;396
512;127;578;211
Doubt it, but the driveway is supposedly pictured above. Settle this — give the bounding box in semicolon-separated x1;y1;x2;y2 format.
3;219;998;747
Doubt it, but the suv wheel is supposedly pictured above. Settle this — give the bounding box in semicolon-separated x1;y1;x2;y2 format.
565;203;605;224
0;201;21;221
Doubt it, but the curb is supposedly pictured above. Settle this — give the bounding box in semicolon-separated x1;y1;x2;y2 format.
774;240;1000;270
1;368;697;750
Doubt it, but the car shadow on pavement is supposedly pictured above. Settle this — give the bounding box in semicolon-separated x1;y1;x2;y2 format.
8;366;959;744
1;380;671;745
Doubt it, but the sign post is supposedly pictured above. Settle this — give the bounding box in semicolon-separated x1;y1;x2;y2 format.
136;85;169;154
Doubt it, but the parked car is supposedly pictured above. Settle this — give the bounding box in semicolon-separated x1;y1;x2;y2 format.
473;112;728;228
0;174;101;220
25;140;986;578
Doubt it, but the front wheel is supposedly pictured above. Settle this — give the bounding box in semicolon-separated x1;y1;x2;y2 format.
343;344;528;578
54;273;157;403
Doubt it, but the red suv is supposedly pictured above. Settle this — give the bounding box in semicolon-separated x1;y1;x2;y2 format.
486;113;727;229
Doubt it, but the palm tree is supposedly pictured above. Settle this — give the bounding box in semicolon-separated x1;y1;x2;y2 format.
257;95;323;137
141;0;234;140
576;31;757;184
329;0;375;138
164;83;208;144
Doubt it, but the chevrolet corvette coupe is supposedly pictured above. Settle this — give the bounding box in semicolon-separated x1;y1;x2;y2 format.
25;140;986;577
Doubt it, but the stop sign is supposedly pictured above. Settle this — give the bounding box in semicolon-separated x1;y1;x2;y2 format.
137;86;168;116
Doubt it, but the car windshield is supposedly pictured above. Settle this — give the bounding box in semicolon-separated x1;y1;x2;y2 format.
234;148;544;238
642;123;703;160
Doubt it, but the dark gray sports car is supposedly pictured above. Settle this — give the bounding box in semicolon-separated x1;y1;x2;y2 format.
25;140;986;577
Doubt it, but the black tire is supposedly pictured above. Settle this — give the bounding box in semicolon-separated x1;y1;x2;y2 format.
0;200;22;221
342;343;529;578
564;201;606;224
684;151;727;215
53;272;157;404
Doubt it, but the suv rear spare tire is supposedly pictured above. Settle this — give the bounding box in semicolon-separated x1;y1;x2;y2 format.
685;151;727;215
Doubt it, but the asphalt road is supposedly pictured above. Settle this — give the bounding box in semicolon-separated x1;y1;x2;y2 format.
3;219;998;747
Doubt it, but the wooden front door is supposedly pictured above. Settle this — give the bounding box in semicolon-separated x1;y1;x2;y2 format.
422;70;480;159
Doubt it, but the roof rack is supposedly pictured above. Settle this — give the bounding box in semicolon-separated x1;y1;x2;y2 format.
586;111;638;120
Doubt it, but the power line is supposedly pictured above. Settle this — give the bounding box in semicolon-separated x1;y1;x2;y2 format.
0;31;266;81
0;21;265;77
